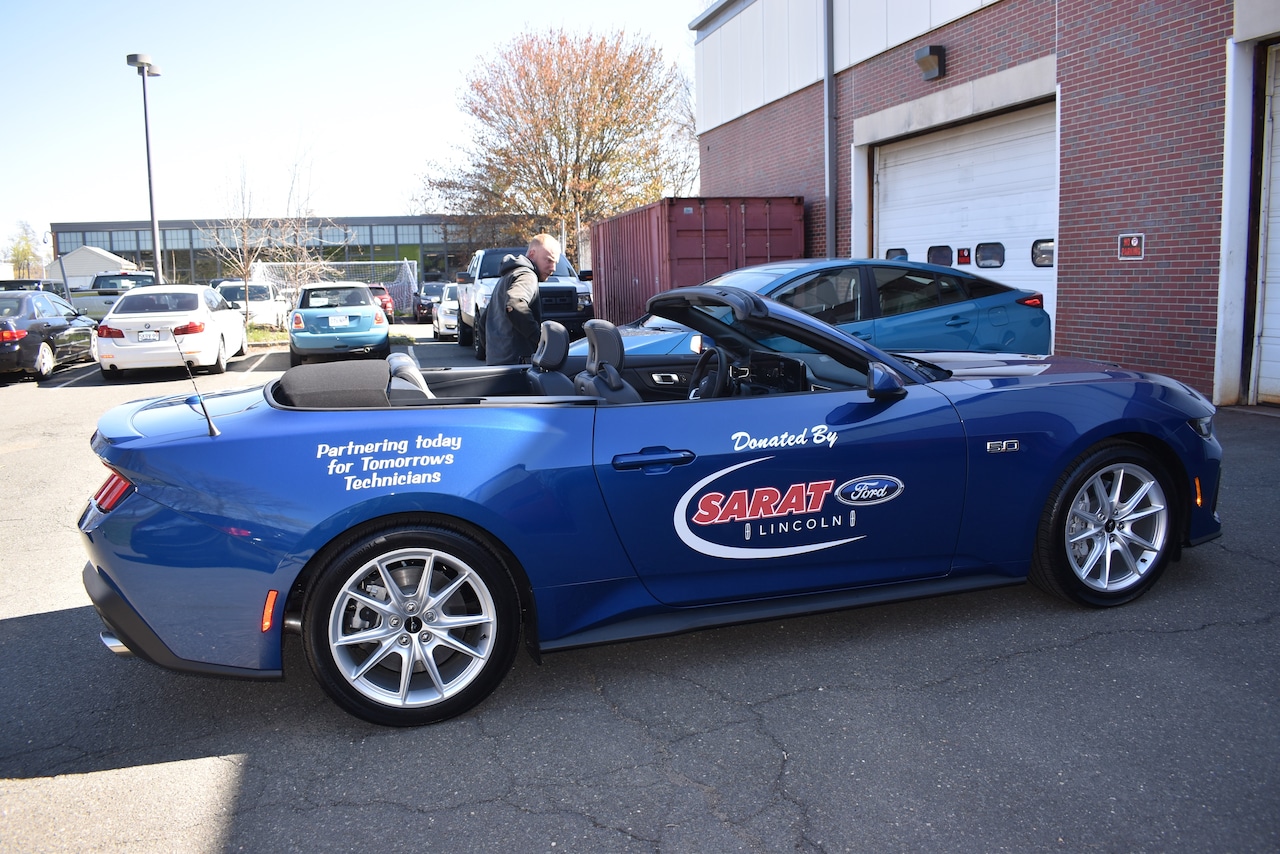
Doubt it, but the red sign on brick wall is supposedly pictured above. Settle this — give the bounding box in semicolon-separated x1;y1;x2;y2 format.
1118;233;1145;259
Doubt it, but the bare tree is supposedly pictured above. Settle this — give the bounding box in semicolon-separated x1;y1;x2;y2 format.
420;29;696;261
198;163;343;322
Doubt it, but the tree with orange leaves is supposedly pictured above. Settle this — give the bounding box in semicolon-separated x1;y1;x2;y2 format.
419;29;697;261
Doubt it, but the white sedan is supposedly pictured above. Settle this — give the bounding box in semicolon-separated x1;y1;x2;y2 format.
97;285;247;379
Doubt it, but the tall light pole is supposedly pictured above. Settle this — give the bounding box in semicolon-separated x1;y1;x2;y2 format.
126;53;163;282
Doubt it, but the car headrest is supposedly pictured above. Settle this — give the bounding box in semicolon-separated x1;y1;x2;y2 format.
532;321;570;372
583;319;625;377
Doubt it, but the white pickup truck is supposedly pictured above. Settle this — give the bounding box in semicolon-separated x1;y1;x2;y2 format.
454;247;593;360
69;270;158;320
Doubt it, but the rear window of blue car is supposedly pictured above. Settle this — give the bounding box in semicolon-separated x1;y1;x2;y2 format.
115;292;199;313
300;288;370;309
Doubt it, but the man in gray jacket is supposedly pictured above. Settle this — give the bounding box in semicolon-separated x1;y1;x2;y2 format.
485;233;562;365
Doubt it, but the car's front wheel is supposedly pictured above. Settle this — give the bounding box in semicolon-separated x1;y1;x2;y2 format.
1029;442;1176;607
301;523;521;726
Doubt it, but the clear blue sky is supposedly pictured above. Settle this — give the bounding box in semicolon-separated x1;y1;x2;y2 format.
0;0;705;251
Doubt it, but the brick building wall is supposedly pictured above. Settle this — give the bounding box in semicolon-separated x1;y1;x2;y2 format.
698;0;1230;394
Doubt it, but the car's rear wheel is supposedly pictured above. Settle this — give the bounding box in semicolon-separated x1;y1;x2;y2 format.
31;342;55;379
458;318;472;347
1029;442;1175;607
208;338;227;374
302;523;520;726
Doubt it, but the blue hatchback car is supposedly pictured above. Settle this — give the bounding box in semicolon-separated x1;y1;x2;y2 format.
289;282;391;366
589;258;1051;357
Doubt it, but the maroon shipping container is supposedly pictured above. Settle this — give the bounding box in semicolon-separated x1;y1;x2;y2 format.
588;196;805;324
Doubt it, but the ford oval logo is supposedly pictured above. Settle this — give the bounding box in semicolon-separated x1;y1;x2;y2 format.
835;475;905;506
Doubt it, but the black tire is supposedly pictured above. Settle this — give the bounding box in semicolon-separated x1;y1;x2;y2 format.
101;366;123;381
301;522;521;726
473;310;486;360
1029;442;1176;607
289;349;302;367
458;318;473;347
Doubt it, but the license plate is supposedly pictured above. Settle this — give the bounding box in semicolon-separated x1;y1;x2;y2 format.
137;331;160;342
328;315;349;328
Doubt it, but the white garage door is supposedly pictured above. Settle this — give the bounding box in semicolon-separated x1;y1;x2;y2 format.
874;102;1059;324
1255;45;1280;405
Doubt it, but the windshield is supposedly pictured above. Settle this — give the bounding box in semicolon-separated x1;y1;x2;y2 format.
300;287;370;309
219;284;273;301
478;249;577;279
115;292;199;313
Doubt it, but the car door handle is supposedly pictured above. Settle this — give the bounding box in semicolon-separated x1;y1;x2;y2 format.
944;317;971;328
851;330;871;339
612;447;695;472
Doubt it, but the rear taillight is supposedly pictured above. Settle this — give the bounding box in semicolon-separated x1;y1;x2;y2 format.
92;469;134;512
97;325;124;338
292;312;304;329
172;321;205;335
0;328;27;343
1016;293;1045;309
374;310;387;326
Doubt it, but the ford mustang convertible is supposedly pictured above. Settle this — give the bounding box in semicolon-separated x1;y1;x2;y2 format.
79;286;1223;726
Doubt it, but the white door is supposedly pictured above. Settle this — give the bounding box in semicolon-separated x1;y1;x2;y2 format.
1254;45;1280;405
874;103;1059;324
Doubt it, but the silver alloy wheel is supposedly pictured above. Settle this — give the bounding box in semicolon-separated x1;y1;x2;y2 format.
1063;461;1168;592
326;546;498;709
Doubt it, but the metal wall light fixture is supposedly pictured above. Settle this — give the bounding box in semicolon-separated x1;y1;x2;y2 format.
126;53;164;282
914;46;946;81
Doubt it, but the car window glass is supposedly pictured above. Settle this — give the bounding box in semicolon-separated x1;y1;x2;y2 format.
771;268;862;324
0;297;24;317
50;295;78;317
116;292;199;313
303;288;370;308
936;274;968;305
874;268;942;317
32;294;56;318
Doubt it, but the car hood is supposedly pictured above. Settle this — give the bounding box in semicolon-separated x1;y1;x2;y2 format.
904;350;1215;411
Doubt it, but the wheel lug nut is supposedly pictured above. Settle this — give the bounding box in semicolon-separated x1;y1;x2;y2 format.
405;603;418;614
419;631;430;643
398;635;410;646
389;617;401;629
426;610;437;622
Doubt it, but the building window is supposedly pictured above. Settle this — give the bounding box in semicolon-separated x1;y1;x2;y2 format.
113;231;138;252
322;226;347;245
975;242;1005;268
1032;239;1055;268
85;231;110;250
372;225;395;245
163;229;191;249
886;248;907;260
397;225;419;245
927;245;953;266
59;232;83;251
423;224;444;244
348;225;370;246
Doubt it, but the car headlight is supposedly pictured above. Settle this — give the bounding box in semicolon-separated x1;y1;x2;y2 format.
1188;415;1214;439
577;293;593;310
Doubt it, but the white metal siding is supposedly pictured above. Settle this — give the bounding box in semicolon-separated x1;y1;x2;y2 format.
1255;45;1280;404
873;103;1059;323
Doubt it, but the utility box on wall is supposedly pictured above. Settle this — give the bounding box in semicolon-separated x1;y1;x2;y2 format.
589;197;806;325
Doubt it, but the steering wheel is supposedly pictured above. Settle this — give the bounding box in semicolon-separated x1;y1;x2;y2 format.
688;347;731;399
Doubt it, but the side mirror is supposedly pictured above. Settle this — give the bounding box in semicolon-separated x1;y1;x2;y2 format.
867;361;907;401
455;272;473;285
578;269;593;282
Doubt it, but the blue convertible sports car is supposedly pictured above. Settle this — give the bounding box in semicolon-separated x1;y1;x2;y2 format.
80;286;1222;726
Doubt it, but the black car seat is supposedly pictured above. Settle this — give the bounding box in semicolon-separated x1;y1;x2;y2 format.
573;319;643;403
526;321;576;396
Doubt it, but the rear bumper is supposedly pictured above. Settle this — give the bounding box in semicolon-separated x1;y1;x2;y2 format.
82;562;280;680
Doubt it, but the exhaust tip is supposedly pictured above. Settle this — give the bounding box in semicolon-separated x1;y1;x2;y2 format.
99;630;135;658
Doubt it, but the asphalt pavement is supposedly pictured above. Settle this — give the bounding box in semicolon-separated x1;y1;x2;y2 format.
0;329;1276;853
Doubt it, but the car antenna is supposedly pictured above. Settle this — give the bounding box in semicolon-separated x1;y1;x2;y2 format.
171;328;221;437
